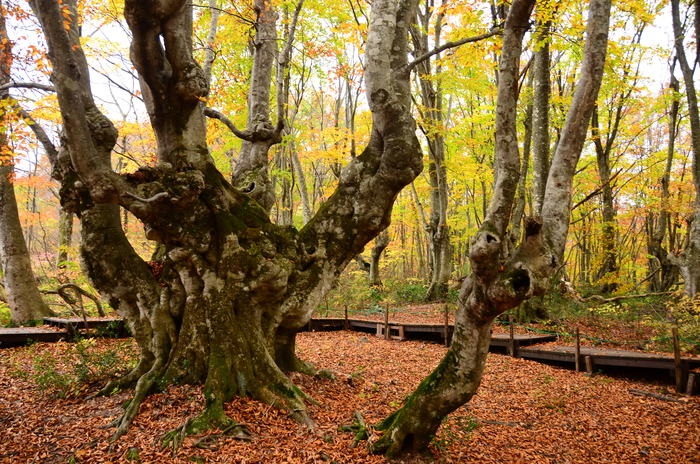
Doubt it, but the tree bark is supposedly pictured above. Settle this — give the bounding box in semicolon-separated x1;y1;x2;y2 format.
371;0;610;457
531;18;551;215
670;0;700;296
0;2;51;324
369;228;390;287
412;2;452;301
56;209;73;269
31;0;422;443
647;74;680;292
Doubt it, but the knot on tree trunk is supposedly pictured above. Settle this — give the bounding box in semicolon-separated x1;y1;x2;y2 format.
175;63;209;103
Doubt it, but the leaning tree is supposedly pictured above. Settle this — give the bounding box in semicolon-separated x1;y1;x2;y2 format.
370;0;611;458
29;0;421;441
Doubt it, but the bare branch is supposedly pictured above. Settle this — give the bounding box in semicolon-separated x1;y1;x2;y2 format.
203;107;254;141
571;168;621;211
14;104;61;179
405;28;502;72
580;292;674;303
0;81;55;92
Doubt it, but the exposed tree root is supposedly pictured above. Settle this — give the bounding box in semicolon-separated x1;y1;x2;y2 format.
315;369;336;380
88;358;154;400
159;410;251;456
339;410;370;449
110;370;160;441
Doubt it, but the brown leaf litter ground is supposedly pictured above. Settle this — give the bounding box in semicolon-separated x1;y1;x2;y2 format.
1;329;699;463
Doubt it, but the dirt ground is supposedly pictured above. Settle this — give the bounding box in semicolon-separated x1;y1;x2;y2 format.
1;329;699;463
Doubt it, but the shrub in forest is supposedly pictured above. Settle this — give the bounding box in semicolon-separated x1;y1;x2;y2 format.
5;339;138;398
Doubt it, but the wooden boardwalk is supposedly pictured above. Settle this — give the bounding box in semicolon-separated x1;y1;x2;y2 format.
304;317;700;394
0;327;68;346
44;317;128;337
517;345;700;371
0;317;126;347
304;317;556;346
2;315;697;393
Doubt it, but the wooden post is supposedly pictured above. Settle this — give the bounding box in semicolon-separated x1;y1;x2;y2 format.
508;315;515;357
686;373;696;397
575;327;581;373
585;356;594;374
384;303;389;341
344;304;349;330
672;326;684;393
444;304;449;347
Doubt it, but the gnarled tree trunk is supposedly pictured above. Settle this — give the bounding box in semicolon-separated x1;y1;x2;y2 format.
30;0;421;442
371;0;611;458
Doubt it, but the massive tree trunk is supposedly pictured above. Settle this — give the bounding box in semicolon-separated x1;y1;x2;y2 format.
30;0;421;442
371;0;610;458
0;4;51;324
670;0;700;296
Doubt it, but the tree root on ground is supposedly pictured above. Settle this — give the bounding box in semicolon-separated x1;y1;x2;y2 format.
102;363;162;440
339;410;371;449
315;368;336;380
159;405;251;456
87;359;153;400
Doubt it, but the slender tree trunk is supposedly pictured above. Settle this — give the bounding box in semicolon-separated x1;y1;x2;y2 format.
590;106;619;291
56;209;73;268
531;18;551;215
647;75;680;291
412;3;452;301
670;0;700;295
290;142;313;223
510;70;533;241
369;228;390;286
0;3;51;324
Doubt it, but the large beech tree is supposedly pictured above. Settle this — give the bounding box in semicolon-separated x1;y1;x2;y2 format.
370;0;611;457
30;0;421;442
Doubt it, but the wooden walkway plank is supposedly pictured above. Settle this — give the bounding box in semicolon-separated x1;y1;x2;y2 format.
303;318;557;349
0;327;68;347
517;345;700;370
43;317;128;337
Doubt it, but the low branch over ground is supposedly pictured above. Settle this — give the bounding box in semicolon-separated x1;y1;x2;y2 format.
579;292;674;303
